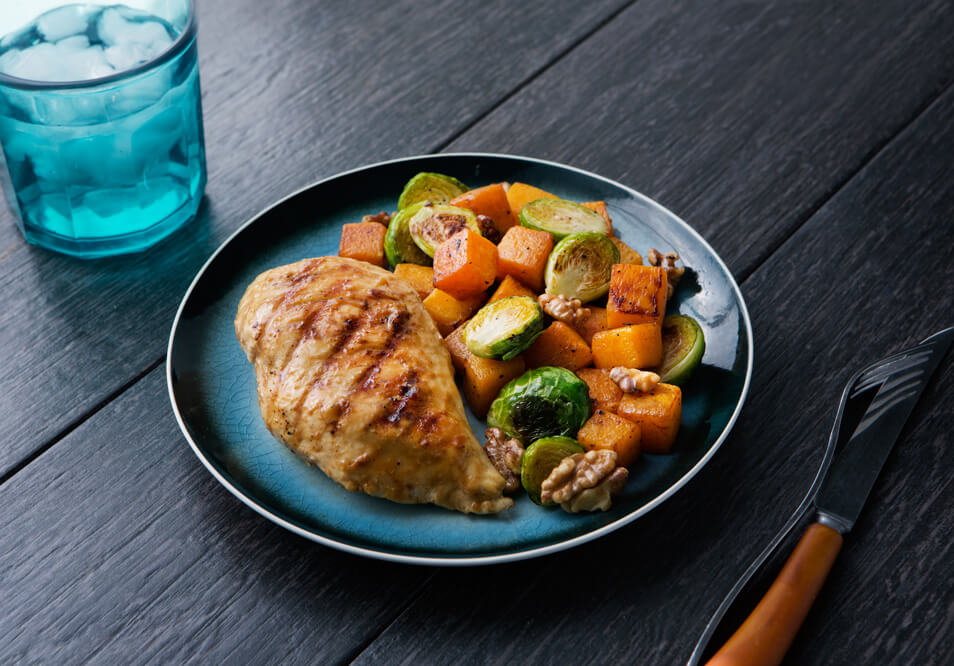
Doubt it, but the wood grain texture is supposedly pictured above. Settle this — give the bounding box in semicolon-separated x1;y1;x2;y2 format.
352;86;954;665
0;0;630;478
445;0;954;282
0;369;437;664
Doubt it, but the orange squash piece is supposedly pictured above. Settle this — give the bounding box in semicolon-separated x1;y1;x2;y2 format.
506;182;557;218
495;225;554;292
450;183;517;234
393;263;435;300
582;201;613;235
606;264;667;329
422;288;486;336
443;322;470;373
524;321;593;371
577;409;641;468
574;306;609;346
489;275;537;303
591;323;663;369
463;354;526;418
616;383;682;454
575;368;623;413
433;228;497;299
338;222;387;267
610;237;643;266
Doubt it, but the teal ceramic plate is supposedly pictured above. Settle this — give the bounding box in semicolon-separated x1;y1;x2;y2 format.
167;154;753;565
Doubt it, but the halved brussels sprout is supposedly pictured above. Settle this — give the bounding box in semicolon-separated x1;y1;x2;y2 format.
519;198;610;239
408;203;480;258
465;296;544;361
545;232;620;302
397;172;469;210
384;202;432;267
521;436;585;505
487;366;590;442
657;314;706;385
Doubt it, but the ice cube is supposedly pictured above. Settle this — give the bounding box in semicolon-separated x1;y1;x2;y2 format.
56;35;91;51
64;44;114;80
0;48;22;76
98;8;174;51
104;43;150;72
2;43;59;80
37;5;90;42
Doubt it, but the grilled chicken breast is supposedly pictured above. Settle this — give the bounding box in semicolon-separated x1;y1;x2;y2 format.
235;256;512;514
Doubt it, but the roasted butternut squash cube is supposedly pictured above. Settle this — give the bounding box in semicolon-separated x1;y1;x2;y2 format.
607;264;667;328
591;323;663;369
574;306;609;346
338;222;387;267
433;228;497;299
577;409;641;468
505;182;557;218
616;383;682;454
450;183;516;234
576;368;623;413
422;288;485;336
524;321;593;371
393;263;435;301
443;322;470;373
609;237;642;266
496;225;554;292
489;275;537;303
463;354;526;418
582;201;613;234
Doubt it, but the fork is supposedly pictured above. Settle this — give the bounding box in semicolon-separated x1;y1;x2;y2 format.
686;331;948;665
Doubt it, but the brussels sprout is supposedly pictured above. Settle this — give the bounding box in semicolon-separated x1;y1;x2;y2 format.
397;172;469;210
657;314;706;386
408;203;480;257
487;367;590;442
384;202;432;267
545;232;620;303
521;436;585;505
519;198;610;239
465;296;544;361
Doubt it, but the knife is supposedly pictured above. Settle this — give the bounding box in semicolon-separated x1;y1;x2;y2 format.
705;327;953;666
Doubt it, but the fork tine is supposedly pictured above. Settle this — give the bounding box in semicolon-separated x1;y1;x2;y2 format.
852;349;933;396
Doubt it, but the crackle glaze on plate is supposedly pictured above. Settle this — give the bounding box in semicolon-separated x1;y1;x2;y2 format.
167;154;753;565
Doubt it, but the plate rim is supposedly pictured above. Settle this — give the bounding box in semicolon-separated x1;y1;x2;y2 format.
166;152;754;566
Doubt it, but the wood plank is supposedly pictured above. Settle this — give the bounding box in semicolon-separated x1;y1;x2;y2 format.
0;368;437;664
353;85;954;664
446;0;954;282
0;0;629;478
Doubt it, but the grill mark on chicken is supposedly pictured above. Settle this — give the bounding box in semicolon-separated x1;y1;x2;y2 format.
251;258;327;351
380;372;420;425
323;309;411;437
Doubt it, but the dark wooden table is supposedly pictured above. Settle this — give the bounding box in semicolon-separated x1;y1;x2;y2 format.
2;1;952;663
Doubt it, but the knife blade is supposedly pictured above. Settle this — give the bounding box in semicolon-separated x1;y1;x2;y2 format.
706;327;953;666
814;328;953;534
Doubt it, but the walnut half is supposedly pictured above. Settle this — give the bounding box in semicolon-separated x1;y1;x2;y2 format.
540;450;629;513
361;211;391;226
609;366;660;393
647;248;685;299
538;293;590;327
484;427;524;493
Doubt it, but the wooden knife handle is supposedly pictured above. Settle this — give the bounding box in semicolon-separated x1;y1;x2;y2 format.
706;522;843;666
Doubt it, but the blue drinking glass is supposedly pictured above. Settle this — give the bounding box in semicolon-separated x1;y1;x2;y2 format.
0;1;206;258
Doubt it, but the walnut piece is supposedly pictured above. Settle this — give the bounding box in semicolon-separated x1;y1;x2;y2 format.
361;211;391;226
609;366;660;393
476;215;502;244
647;248;686;299
484;427;524;493
540;450;629;513
538;293;591;327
